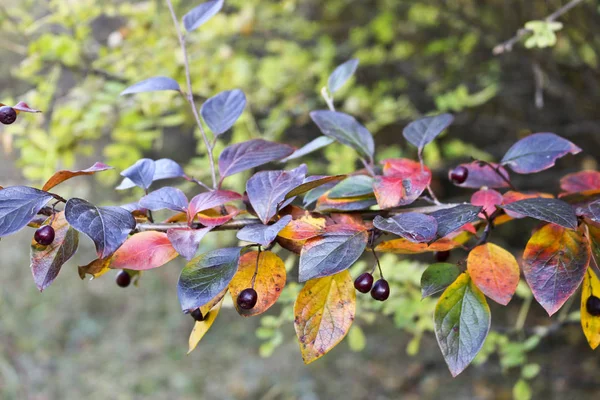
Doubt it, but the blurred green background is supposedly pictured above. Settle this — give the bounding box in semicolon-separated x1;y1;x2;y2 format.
1;0;600;399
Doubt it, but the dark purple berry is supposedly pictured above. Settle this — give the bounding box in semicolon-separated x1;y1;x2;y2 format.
34;225;55;246
190;308;206;321
0;106;17;125
354;272;374;293
449;166;469;184
371;279;390;301
435;251;450;262
586;295;600;316
237;288;258;310
116;270;131;288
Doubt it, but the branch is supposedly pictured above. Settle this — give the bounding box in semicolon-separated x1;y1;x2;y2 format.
492;0;586;55
165;0;218;189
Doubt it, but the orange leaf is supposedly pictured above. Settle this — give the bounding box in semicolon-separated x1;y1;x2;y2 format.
278;214;326;240
373;159;431;209
110;231;178;270
294;270;355;364
196;205;239;227
375;237;461;254
467;243;520;305
229;251;286;317
42;162;113;191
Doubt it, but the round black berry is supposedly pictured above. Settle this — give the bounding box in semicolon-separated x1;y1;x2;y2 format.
354;272;374;293
0;106;17;125
116;270;131;288
586;295;600;316
34;225;55;246
190;308;206;321
371;279;390;301
435;251;450;262
237;288;258;310
449;166;469;184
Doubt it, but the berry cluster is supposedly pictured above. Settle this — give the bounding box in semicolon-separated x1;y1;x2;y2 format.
354;272;390;301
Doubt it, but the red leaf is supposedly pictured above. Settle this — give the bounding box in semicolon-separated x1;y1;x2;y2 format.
13;101;41;113
471;188;503;218
560;170;600;194
110;231;179;270
187;190;241;223
373;159;431;209
196;205;239;227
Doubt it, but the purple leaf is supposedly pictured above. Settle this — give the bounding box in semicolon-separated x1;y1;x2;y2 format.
501;133;582;174
403;114;454;155
285;175;346;199
187;190;241;222
450;162;510;189
120;76;181;95
200;89;246;136
65;198;136;258
120;202;146;212
373;213;438;243
429;204;482;238
236;215;292;247
139;187;188;212
328;58;359;94
281;136;335;162
117;158;185;190
218;139;295;179
310;110;374;160
501;198;578;229
577;200;600;223
299;227;368;282
247;170;305;224
177;247;241;312
182;0;223;32
0;186;53;237
120;158;155;190
167;227;212;261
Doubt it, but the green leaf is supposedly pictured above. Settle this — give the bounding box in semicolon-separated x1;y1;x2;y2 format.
421;263;460;299
347;325;366;352
513;379;532;400
434;273;491;377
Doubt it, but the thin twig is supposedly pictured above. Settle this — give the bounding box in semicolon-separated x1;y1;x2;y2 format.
493;0;587;55
165;0;217;189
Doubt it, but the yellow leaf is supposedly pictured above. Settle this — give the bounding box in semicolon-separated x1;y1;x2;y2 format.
230;251;286;317
294;270;355;364
581;268;600;349
188;298;224;354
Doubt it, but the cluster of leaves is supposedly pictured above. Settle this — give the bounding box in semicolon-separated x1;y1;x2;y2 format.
2;0;600;380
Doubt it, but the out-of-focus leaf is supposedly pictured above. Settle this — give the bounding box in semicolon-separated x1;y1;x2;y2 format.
581;268;600;350
375;237;461;254
327;58;359;94
109;231;178;270
200;89;246;136
500;133;581;174
139;187;188;212
116;158;185;190
421;263;460;299
0;186;53;237
281;136;335;162
523;224;590;315
236;215;292;247
188;298;223;354
294;270;355;364
373;213;438;243
246;170;305;224
167;227;211;261
471;188;503;217
577;200;600;223
434;273;490;377
560;171;600;193
315;192;377;212
30;212;79;291
299;226;368;281
449;162;510;189
429;204;482;238
187;190;241;223
120;158;155;190
329;175;374;199
178;247;241;312
218;139;295;179
13;101;41;113
310;110;374;160
183;0;223;32
120;76;181;95
230;251;286;317
42;162;113;191
65;198;136;258
403;113;454;155
373;159;432;209
501;198;577;229
467;243;520;305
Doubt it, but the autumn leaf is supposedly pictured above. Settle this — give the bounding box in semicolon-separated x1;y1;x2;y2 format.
375;237;461;254
229;251;286;317
78;257;112;280
188;298;224;354
467;243;520;305
294;270;356;364
522;224;590;316
560;170;600;194
110;231;178;270
421;263;460;299
42;162;113;191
